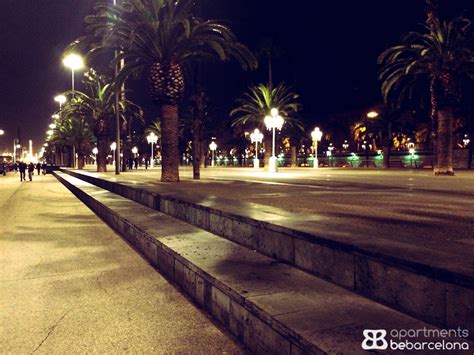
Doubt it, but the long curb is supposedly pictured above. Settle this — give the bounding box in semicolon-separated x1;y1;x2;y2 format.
54;171;334;354
60;169;474;335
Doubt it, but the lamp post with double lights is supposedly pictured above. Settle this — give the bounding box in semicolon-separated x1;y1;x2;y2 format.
209;141;217;167
264;108;284;173
250;128;264;169
311;127;323;168
146;132;158;169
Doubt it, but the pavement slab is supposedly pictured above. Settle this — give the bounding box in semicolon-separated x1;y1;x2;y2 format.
0;173;243;353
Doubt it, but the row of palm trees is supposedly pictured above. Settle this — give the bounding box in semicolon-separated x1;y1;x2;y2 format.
47;0;472;179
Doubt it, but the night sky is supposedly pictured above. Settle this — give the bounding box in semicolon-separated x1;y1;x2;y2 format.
0;0;473;153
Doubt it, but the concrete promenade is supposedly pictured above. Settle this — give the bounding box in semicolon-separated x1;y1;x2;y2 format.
0;173;243;353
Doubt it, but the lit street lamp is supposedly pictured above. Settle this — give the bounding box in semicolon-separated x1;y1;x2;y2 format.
110;142;117;168
0;129;4;136
264;108;284;173
311;127;323;168
92;147;98;164
367;111;379;119
250;128;264;169
342;140;349;151
54;95;66;110
132;146;138;157
63;53;84;94
463;134;470;147
209;141;217;167
146;132;158;168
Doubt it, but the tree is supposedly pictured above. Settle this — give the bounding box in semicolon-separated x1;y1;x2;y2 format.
231;82;303;167
51;116;95;169
378;16;474;175
79;0;257;182
61;70;143;172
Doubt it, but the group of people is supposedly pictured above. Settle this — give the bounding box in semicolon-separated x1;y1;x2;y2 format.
13;162;45;182
127;157;139;170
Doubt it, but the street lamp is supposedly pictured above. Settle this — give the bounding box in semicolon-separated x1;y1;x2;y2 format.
367;111;379;119
311;127;323;168
146;132;158;168
250;128;264;169
131;146;138;156
54;95;66;109
264;108;284;173
0;129;4;135
110;142;117;167
63;53;84;94
342;140;349;151
92;147;98;164
463;134;470;147
209;141;217;167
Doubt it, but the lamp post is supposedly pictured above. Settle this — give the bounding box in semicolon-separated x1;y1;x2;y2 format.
409;147;415;168
92;147;98;165
54;95;66;110
146;132;158;169
209;141;217;167
250;129;264;169
63;53;84;95
110;142;117;168
463;134;470;147
311;127;323;168
342;140;349;151
132;146;138;157
264;108;284;173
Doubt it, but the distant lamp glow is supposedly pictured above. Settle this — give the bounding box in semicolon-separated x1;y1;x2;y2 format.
54;94;67;108
342;140;349;151
367;111;379;119
110;142;117;167
250;128;264;169
463;134;470;147
0;129;4;135
311;127;323;169
209;141;217;167
264;108;284;173
131;146;138;156
146;132;158;168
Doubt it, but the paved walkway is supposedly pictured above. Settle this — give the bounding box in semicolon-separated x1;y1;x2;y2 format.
0;173;243;353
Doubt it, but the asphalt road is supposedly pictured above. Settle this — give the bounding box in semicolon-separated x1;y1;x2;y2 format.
0;172;243;353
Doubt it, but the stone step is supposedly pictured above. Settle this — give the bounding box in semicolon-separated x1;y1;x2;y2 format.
54;171;473;354
60;169;474;335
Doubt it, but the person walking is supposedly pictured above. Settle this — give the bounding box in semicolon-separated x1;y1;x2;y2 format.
36;162;41;175
18;162;26;182
27;162;34;181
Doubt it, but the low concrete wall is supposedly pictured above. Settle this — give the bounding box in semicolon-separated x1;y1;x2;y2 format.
61;169;474;334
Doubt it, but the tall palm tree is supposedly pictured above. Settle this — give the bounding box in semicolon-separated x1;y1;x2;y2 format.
61;70;143;172
231;82;303;166
378;16;474;175
78;0;257;182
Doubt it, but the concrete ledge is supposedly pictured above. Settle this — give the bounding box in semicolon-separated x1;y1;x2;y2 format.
54;171;469;352
60;169;474;332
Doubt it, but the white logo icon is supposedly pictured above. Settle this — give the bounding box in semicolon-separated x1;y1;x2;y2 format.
362;329;388;350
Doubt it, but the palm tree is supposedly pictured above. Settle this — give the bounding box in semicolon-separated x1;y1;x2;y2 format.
231;82;303;166
378;16;474;175
61;70;143;172
77;0;257;182
51;117;95;169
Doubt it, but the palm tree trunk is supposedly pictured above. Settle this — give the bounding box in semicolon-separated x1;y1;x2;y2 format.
383;123;392;168
290;146;297;167
192;117;203;179
434;108;454;175
161;104;180;182
77;155;85;170
97;136;108;172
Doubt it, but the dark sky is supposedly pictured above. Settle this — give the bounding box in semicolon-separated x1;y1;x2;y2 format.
0;0;473;153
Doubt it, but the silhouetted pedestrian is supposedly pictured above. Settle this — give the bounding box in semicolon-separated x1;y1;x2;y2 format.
18;162;26;182
144;157;148;170
128;157;134;170
27;162;34;181
134;157;138;169
36;162;41;175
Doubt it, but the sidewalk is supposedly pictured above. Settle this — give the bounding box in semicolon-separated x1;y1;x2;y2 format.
0;173;243;353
